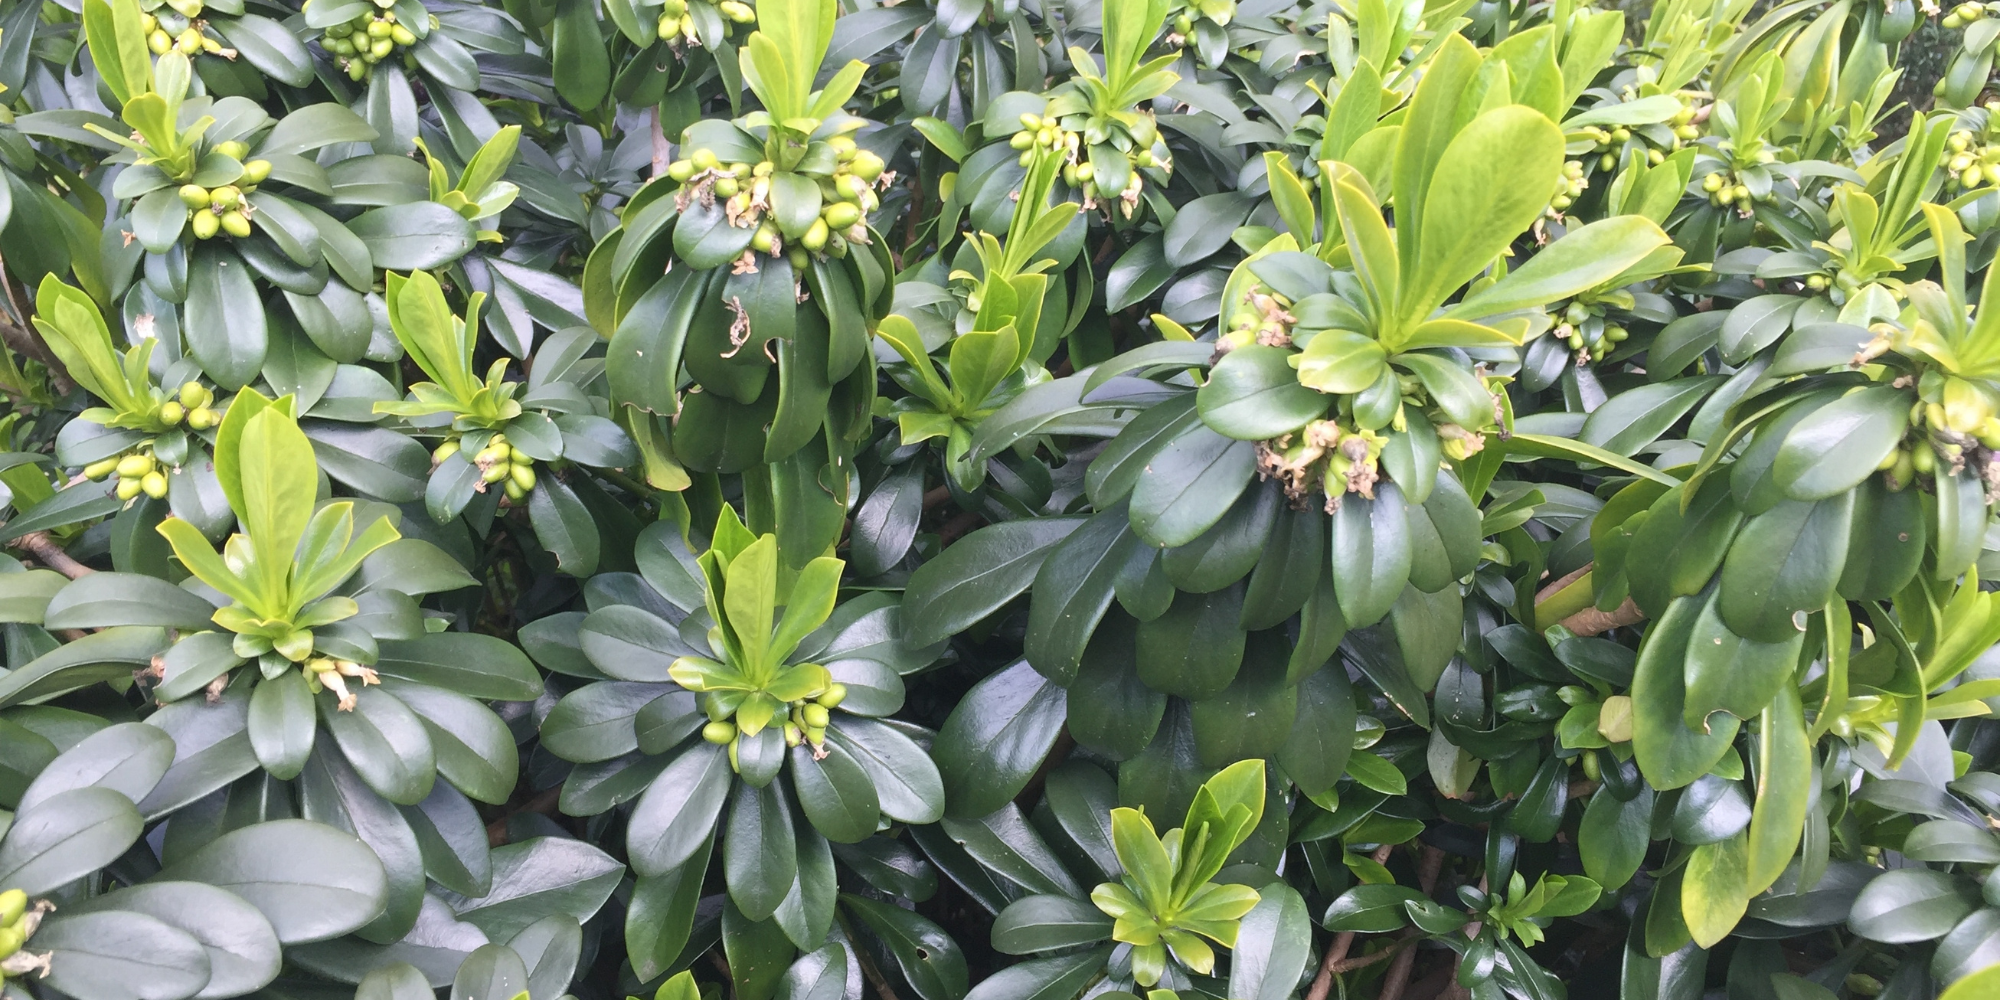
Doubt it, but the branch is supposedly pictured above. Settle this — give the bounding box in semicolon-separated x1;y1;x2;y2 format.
1378;846;1448;1000
838;914;905;1000
1532;562;1646;637
0;261;72;395
485;785;560;846
936;509;983;545
1559;597;1644;637
1305;844;1396;1000
650;106;671;180
10;532;93;579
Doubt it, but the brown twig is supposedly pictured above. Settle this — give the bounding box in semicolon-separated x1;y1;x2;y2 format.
1533;562;1646;637
1559;597;1645;637
650;106;670;180
1532;564;1589;605
936;509;983;546
844;919;905;1000
0;261;72;395
10;532;93;580
921;485;954;510
1323;941;1406;976
1306;844;1397;1000
485;785;561;846
1378;846;1448;1000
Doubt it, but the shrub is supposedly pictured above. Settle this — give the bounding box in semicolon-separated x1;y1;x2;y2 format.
0;0;1991;997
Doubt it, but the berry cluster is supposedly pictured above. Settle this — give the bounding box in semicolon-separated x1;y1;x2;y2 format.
1010;109;1163;217
1549;159;1588;216
1943;1;1989;29
1878;393;2000;492
435;431;539;502
0;890;50;980
139;8;231;57
1699;164;1772;216
656;0;755;44
1948;125;2000;191
1167;0;1234;37
665;134;886;269
79;382;220;500
176;142;271;241
700;681;848;764
308;0;431;81
1552;293;1632;362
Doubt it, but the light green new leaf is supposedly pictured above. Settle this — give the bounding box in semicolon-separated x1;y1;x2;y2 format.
723;535;778;671
32;276;139;413
1450;216;1672;323
1400;105;1565;332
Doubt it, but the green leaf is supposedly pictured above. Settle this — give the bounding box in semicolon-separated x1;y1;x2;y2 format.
1849;868;1978;943
186;246;270;390
0;786;143;893
1579;786;1654;891
1771;386;1909;501
627;742;732;875
1578;377;1720;457
349;203;476;270
1680;833;1748;948
933;661;1066;818
725;779;798;920
1330;484;1413;628
451;944;528;1000
790;741;880;843
901;518;1083;647
1718;494;1852;643
1630;596;1740;789
65;880;283;997
1199;345;1328;439
1323;884;1425;933
440;837;622;941
156;818;388;943
249;669;317;780
34;910;213;1000
991;895;1113;954
1130;426;1258;548
842;894;969;1000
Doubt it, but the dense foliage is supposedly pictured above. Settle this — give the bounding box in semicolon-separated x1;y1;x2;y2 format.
0;0;1989;997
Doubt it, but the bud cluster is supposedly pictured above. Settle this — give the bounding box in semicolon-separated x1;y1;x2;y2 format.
1255;419;1392;511
304;655;381;711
